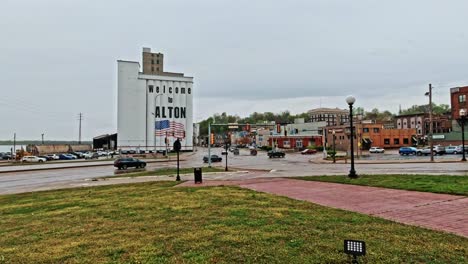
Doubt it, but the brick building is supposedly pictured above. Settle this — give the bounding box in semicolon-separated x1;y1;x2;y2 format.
307;108;349;126
268;135;323;150
451;86;468;131
395;113;452;137
326;123;416;152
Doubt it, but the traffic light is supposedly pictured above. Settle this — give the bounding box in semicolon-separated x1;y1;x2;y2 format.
276;123;281;133
210;133;214;144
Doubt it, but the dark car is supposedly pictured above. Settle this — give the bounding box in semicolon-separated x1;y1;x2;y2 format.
301;149;317;155
38;155;54;161
114;158;146;170
268;150;286;158
58;154;74;160
203;155;222;163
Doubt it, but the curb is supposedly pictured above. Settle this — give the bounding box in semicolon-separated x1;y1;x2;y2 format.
309;159;465;165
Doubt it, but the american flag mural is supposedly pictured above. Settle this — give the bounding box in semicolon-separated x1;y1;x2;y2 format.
155;120;185;138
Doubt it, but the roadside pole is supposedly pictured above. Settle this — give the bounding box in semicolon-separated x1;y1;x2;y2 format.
429;84;434;162
208;123;211;168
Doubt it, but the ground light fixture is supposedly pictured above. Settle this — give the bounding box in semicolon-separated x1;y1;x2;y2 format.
459;108;467;162
346;95;358;178
344;239;366;264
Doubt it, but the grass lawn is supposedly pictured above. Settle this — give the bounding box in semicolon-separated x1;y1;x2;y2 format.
0;182;467;263
295;175;468;196
106;166;227;178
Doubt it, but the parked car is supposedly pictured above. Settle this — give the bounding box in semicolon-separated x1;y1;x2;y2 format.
417;145;445;156
21;156;47;163
458;145;468;153
114;158;146;170
38;155;54;161
399;147;417;155
45;154;60;160
268;150;286;158
203;155;222;163
369;147;385;153
445;146;463;154
83;152;99;159
301;149;317;155
71;152;85;159
58;154;75;160
1;154;12;160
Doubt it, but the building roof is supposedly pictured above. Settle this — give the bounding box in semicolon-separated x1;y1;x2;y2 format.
307;107;348;114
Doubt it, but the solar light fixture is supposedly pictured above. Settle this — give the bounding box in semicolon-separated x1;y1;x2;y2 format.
344;239;366;263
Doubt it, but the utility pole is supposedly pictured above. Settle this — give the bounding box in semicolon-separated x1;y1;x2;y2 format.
13;133;16;159
41;133;44;145
78;113;83;144
428;84;434;162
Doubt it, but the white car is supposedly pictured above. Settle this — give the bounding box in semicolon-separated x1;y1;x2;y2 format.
369;147;385;153
45;154;60;160
21;156;47;163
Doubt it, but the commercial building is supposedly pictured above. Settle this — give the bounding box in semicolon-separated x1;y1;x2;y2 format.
117;48;194;152
451;86;468;131
326;123;416;152
307;108;349;126
395;113;452;139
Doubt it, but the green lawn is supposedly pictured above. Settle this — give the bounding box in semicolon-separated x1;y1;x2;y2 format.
0;182;466;263
295;175;468;196
106;166;226;178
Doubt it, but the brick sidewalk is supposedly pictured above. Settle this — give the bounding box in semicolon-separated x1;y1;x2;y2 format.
180;178;468;237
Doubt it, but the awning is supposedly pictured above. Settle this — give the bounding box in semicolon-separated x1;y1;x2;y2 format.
412;136;417;141
362;138;372;144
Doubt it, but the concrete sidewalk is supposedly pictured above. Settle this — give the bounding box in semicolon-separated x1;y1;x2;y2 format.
180;178;468;238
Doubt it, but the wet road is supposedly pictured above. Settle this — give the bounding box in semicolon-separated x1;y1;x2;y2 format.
0;148;466;195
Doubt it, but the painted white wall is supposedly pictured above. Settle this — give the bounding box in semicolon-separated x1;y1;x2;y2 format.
117;63;194;151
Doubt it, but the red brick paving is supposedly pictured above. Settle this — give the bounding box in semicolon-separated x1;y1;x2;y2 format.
178;178;468;237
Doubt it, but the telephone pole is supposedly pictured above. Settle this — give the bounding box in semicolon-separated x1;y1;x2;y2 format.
78;113;83;144
41;133;44;145
428;84;434;162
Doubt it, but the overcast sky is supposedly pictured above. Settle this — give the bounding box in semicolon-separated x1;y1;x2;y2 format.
1;0;468;141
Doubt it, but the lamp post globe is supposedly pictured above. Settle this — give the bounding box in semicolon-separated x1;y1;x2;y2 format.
346;95;356;105
346;95;358;178
459;108;467;162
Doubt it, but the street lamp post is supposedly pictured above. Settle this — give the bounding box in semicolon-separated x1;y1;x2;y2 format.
459;108;467;162
346;95;358;178
332;129;336;163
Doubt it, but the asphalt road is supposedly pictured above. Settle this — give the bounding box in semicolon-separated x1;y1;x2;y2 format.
0;148;466;195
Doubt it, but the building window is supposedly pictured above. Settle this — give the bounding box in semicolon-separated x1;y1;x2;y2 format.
363;128;369;133
373;128;380;133
296;140;303;148
181;88;186;94
403;138;409;144
148;85;154;93
394;138;400;144
156;86;159;93
459;94;466;103
156;67;159;71
175;87;179;94
384;138;390;145
188;88;191;94
157;60;159;64
151;66;154;71
151;59;154;64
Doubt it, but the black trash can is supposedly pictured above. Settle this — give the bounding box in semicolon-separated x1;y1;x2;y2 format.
194;167;202;184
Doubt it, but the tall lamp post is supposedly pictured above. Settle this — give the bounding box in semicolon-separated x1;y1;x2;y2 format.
459;108;467;162
332;129;336;163
346;95;358;178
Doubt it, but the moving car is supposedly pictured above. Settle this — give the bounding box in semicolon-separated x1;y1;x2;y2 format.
21;156;47;163
301;149;317;155
369;147;385;153
203;155;222;163
114;158;146;170
399;147;417;155
268;150;286;158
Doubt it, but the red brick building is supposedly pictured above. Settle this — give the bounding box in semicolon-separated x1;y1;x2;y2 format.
451;86;468;120
326;123;416;152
